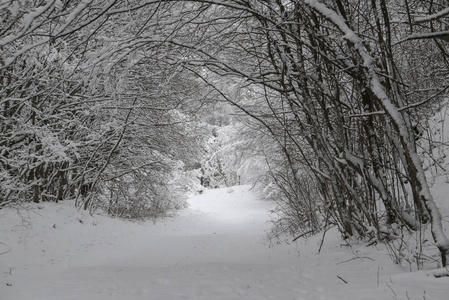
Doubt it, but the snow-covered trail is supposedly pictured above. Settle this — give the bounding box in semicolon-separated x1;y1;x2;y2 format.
1;186;313;300
2;185;448;300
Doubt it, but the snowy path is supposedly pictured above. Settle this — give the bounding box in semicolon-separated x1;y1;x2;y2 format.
1;186;312;300
2;185;448;299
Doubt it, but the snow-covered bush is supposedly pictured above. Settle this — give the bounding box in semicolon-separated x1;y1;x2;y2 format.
0;1;207;219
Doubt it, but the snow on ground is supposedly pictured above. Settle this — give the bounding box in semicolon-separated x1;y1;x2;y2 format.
1;185;448;300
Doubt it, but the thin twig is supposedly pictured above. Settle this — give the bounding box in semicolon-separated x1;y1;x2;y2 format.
337;255;375;265
337;275;348;284
318;225;332;254
377;266;380;287
386;282;397;298
0;248;12;256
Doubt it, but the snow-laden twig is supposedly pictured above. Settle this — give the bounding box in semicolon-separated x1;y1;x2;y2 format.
398;31;449;44
414;8;449;23
0;0;56;46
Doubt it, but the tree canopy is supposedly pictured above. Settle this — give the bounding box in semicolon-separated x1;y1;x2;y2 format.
1;0;449;267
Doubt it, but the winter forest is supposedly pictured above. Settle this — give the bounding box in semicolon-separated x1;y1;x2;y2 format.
2;0;449;298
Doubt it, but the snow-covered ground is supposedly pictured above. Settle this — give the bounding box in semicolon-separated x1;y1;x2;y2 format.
1;185;448;300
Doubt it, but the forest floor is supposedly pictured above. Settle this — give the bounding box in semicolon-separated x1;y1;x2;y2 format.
1;185;449;300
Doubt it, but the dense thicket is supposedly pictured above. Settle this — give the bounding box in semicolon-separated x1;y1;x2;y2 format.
0;1;207;218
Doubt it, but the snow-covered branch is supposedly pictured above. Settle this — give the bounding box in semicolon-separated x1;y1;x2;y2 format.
414;7;449;23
